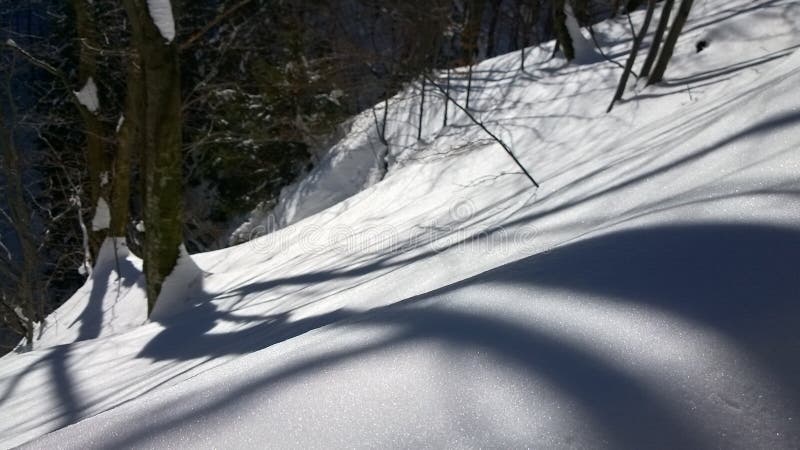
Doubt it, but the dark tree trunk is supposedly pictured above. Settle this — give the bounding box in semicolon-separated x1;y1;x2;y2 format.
607;0;656;112
382;97;389;143
462;0;484;110
466;64;473;109
640;0;675;78
417;76;425;140
111;52;144;237
123;0;184;313
486;0;502;57
553;0;574;61
0;86;39;343
648;0;694;84
443;68;450;127
72;0;110;254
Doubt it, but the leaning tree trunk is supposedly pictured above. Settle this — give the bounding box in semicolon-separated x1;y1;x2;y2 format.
647;0;694;84
607;0;656;112
639;0;675;78
123;0;184;313
72;0;110;255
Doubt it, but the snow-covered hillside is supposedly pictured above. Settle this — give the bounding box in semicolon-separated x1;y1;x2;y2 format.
2;0;800;447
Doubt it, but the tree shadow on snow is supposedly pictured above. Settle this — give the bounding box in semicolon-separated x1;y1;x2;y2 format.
117;221;800;448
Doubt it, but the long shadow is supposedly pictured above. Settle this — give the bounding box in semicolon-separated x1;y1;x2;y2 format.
662;45;800;87
0;248;142;430
73;253;140;341
117;222;800;447
103;303;710;449
494;109;800;231
498;222;800;405
140;300;352;361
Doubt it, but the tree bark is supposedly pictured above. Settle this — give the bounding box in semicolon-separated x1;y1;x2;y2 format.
0;82;39;343
607;0;656;112
123;0;184;313
443;68;450;127
639;0;675;78
72;0;110;254
486;0;502;57
553;0;575;61
417;76;425;140
462;0;484;110
110;52;144;237
648;0;694;84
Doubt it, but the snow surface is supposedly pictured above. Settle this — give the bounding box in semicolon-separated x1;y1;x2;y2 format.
14;238;146;351
73;77;99;113
231;116;389;243
90;197;110;231
145;0;176;43
2;0;800;447
565;3;601;63
149;245;203;321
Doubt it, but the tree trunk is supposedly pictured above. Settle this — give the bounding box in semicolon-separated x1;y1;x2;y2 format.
111;52;144;237
648;0;694;84
639;0;675;78
517;0;538;71
382;97;389;143
466;64;473;110
443;68;450;127
0;84;39;343
486;0;502;57
123;0;184;313
72;0;110;255
462;0;484;110
553;0;574;61
607;0;656;112
417;76;425;140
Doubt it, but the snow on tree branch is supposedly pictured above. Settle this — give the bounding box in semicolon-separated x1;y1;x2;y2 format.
146;0;176;43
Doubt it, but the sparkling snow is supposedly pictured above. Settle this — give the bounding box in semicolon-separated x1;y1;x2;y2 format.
2;0;800;447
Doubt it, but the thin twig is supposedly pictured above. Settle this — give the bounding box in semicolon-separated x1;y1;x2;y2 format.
423;73;539;188
180;0;255;51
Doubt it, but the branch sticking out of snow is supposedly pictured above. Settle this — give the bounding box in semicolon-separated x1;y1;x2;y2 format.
146;0;176;43
74;77;100;113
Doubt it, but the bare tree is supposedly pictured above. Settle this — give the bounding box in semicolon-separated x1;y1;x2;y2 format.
0;60;40;345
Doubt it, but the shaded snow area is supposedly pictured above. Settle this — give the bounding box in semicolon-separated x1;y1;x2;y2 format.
231;115;389;243
3;0;800;447
13;239;146;351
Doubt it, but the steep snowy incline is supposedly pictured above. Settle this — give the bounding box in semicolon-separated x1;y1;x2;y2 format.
2;0;800;447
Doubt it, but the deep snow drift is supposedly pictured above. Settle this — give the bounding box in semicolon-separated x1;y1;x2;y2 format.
2;0;800;447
